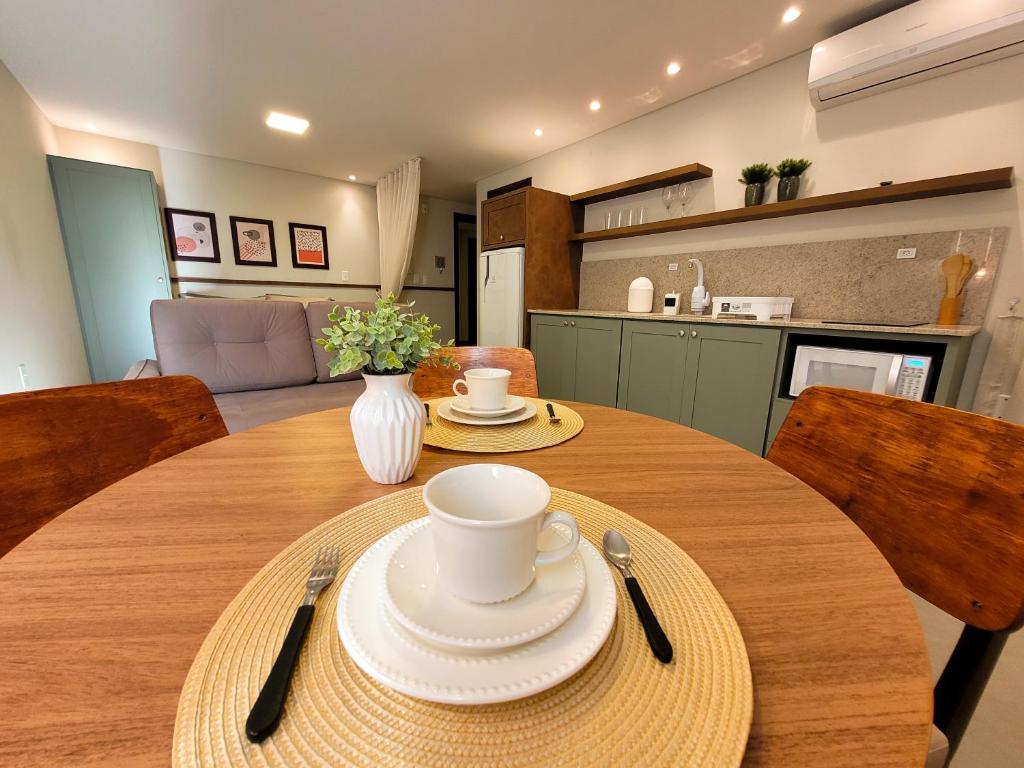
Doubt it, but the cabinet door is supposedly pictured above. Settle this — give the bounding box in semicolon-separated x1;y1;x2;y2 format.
481;192;526;248
681;325;781;454
531;315;577;401
572;317;621;407
48;156;170;382
617;320;687;421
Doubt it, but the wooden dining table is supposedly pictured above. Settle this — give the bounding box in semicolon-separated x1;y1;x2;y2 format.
0;403;932;766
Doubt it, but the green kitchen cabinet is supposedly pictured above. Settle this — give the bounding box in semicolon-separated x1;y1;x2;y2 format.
680;324;781;453
530;315;621;406
617;320;688;421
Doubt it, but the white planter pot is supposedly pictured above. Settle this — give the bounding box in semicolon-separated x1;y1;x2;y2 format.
349;372;425;484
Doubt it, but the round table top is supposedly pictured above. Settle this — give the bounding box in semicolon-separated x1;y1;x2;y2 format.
0;403;932;766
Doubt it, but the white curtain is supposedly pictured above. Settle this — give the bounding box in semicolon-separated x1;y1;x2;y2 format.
376;157;421;298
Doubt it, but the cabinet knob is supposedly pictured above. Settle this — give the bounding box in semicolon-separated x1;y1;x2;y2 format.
499;234;505;241
563;321;569;326
679;330;685;337
691;330;698;338
157;276;165;283
570;321;576;327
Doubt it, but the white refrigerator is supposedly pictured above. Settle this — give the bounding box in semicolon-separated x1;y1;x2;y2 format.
478;246;525;347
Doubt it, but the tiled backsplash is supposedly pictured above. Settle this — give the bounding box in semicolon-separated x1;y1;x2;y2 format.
579;228;1006;325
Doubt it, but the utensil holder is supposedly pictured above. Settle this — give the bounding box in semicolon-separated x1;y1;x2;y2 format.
937;296;963;326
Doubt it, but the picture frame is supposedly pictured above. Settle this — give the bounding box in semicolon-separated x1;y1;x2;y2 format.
164;208;220;263
230;216;277;267
288;223;330;270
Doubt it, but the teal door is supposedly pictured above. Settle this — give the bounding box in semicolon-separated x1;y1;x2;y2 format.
572;317;621;407
681;324;781;454
48;157;169;382
531;315;577;401
617;320;688;421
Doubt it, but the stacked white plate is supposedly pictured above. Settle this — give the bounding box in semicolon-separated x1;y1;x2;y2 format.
435;395;537;426
337;518;617;704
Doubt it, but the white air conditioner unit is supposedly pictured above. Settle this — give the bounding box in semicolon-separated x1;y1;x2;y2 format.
809;0;1024;110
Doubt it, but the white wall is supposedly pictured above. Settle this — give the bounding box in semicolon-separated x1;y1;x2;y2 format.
51;128;472;341
477;51;1024;415
0;62;90;394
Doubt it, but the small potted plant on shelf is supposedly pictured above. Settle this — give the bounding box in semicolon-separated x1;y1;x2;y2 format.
317;294;458;484
739;163;776;206
776;158;812;202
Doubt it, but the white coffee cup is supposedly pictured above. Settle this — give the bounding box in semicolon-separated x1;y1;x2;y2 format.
422;464;580;604
451;367;511;411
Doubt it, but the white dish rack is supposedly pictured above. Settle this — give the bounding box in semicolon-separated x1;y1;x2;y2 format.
711;297;795;321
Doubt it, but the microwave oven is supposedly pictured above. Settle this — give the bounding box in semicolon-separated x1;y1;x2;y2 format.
789;345;933;401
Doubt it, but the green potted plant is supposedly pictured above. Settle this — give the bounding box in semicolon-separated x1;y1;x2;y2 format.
317;294;458;484
776;158;812;202
739;163;776;206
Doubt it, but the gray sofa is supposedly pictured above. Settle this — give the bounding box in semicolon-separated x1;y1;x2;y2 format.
127;299;371;432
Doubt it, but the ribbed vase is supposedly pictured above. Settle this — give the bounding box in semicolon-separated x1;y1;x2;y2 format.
349;372;424;484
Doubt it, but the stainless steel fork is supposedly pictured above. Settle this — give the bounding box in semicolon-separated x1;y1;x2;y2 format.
246;545;340;743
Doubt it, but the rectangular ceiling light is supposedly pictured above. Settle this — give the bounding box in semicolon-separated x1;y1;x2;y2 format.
266;111;309;135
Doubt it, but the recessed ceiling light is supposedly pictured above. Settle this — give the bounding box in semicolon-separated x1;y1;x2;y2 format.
534;127;544;137
265;111;309;135
85;123;98;132
782;7;801;23
589;99;601;111
347;174;357;181
666;61;681;76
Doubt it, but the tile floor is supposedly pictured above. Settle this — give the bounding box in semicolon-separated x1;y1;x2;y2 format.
911;594;1023;766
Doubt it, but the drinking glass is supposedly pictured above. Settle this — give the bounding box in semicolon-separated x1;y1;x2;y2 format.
662;186;676;213
604;211;614;229
634;207;646;224
676;183;692;214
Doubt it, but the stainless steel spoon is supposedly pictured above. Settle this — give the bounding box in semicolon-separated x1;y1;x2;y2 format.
602;529;673;663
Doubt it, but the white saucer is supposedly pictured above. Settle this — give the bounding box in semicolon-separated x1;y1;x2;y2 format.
449;395;526;417
382;519;586;651
337;519;617;705
436;397;537;426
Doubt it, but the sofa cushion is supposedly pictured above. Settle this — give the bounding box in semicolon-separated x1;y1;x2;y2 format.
213;380;364;432
305;300;377;383
152;299;316;394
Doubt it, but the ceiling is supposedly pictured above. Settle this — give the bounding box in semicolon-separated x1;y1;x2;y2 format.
0;0;909;201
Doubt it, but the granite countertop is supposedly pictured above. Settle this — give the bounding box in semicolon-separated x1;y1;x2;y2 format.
528;309;981;337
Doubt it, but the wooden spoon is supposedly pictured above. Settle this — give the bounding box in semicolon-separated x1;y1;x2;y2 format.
941;254;963;299
955;256;975;296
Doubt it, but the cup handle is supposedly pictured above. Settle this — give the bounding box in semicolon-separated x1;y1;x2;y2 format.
452;379;469;398
535;510;580;567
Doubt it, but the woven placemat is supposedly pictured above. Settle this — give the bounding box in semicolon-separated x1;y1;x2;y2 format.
174;488;752;767
422;398;583;453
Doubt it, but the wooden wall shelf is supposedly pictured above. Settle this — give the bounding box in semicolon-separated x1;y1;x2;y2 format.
570;167;1013;243
569;163;713;205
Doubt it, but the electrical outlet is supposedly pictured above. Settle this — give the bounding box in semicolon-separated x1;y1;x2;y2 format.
896;247;917;260
17;363;29;391
668;263;679;271
341;270;350;281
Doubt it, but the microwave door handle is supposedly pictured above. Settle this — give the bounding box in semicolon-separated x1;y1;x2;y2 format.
885;357;902;395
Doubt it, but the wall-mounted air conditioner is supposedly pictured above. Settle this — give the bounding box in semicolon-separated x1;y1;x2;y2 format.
809;0;1024;110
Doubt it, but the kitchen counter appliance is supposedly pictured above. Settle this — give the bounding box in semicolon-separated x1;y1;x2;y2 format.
713;297;794;321
789;345;933;401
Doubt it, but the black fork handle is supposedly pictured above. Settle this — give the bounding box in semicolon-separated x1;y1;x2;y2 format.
245;604;315;742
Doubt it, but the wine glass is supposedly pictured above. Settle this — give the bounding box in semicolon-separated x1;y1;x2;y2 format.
675;183;692;215
662;186;676;215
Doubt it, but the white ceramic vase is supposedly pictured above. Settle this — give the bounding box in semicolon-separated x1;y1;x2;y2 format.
349;372;425;484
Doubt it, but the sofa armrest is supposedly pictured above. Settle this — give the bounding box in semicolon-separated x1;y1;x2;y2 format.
123;359;162;380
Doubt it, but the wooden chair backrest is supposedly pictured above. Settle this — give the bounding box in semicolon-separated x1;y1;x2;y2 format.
412;347;539;400
0;376;227;556
767;386;1024;632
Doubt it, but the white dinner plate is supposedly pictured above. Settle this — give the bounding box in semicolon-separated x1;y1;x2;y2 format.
449;395;527;417
436;397;537;426
337;519;616;705
382;519;586;651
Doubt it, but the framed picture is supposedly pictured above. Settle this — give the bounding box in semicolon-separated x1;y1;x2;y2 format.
289;223;330;270
230;216;277;267
164;208;220;263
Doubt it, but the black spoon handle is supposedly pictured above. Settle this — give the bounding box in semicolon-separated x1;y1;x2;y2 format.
245;604;315;742
546;402;557;419
624;575;673;663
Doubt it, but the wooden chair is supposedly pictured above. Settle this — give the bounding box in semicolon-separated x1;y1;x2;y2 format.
412;347;539;400
767;386;1024;766
0;376;227;557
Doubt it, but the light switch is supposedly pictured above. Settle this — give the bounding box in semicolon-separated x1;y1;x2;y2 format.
668;263;679;271
341;270;350;281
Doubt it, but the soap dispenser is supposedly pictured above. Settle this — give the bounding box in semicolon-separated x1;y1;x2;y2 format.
688;258;711;315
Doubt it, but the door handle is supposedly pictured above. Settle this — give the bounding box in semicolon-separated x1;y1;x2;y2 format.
484;254;490;285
